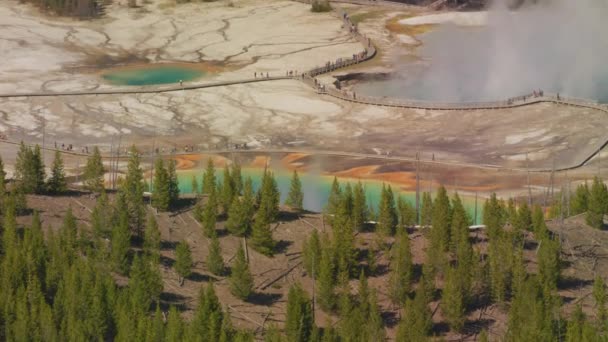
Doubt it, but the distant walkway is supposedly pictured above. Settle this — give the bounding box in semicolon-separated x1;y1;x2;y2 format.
4;139;605;175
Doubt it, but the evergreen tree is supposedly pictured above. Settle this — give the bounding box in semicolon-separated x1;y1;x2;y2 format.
230;244;253;300
14;143;46;194
377;184;397;236
303;229;321;276
47;150;67;194
202;158;217;195
285;170;304;212
207;234;225;276
175;240;193;286
111;201;131;275
191;175;200;196
317;244;335;312
84;146;105;193
506;276;557;341
220;167;234;213
191;283;226;341
143;214;161;264
202;188;218;238
232;162;243;196
251;208;276;256
443;266;466;332
587;177;608;229
532;204;548;239
0;155;6;200
325;177;342;223
258;170;280;222
593;275;607;328
352;181;367;231
397;196;416;231
122;146;145;236
388;230;413;305
396;289;432;342
538;235;561;290
226;197;251;236
428;185;451;273
571;182;590;215
515;202;532;232
285;283;313;342
151;158;170;211
167;318;188;338
420;192;433;226
167;159;180;208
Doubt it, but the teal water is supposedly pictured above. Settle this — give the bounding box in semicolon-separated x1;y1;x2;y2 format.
172;168;484;225
102;65;204;86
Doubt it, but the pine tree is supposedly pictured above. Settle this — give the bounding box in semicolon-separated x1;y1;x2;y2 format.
202;158;217;195
122;146;145;236
152;158;170;211
593;275;607;328
397;196;416;231
220;167;234;213
166;306;185;341
367;290;385;341
84;146;105;193
532;204;548;239
443;266;466;332
230;244;253;300
14;143;46;194
317;244;335;312
515;202;532;232
202;188;218;238
231;162;243;196
285;170;304;212
207;234;225;276
0;155;6;199
538;235;560;290
111;201;131;275
175;240;192;286
144;214;161;264
285;282;313;342
167;159;179;208
251;208;276;256
352;181;367;231
47;150;67;194
258;170;280;222
377;184;397;236
388;230;413;305
396;289;432;342
226;197;251;236
303;229;321;276
420;192;433;226
325;177;342;223
191;283;226;340
587;177;608;229
571;182;590;215
191;175;200;196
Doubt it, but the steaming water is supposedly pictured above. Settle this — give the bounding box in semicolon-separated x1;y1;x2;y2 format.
355;0;608;103
172;168;484;224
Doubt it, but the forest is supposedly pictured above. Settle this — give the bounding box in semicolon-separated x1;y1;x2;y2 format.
0;142;607;341
22;0;104;18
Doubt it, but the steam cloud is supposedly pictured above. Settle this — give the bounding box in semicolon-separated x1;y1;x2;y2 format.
395;0;608;102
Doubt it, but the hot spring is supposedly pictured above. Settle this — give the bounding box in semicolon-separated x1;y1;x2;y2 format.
102;64;205;86
355;1;608;103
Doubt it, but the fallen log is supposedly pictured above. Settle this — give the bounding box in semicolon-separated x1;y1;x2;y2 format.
259;261;302;290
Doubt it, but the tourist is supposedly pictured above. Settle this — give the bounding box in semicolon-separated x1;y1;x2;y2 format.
254;72;257;78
